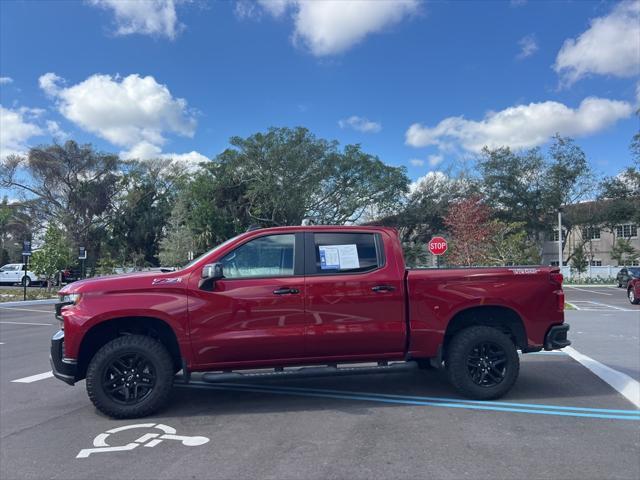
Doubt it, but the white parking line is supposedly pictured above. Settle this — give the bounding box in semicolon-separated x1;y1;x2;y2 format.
11;371;54;383
0;306;52;314
565;286;613;296
568;301;633;312
0;321;53;326
564;347;640;409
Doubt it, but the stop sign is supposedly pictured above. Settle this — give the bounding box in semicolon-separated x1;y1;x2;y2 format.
428;236;448;256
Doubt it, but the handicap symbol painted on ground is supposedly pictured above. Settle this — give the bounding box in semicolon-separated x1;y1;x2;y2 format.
76;423;209;458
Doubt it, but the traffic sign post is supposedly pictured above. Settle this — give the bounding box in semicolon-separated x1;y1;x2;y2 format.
78;247;87;279
22;240;31;301
428;236;448;268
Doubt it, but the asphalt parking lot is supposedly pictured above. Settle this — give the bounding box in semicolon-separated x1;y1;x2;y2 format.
1;298;639;480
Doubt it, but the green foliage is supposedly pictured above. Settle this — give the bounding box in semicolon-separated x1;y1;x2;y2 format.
388;171;477;256
179;127;408;252
158;199;198;267
0;141;124;266
30;226;72;288
479;136;593;239
610;238;639;266
570;244;588;275
487;221;541;266
94;252;119;276
104;160;180;267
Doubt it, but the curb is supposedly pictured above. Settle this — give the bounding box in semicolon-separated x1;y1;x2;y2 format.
0;298;58;307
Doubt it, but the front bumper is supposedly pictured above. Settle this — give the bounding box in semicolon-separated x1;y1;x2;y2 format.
50;330;77;385
544;323;571;351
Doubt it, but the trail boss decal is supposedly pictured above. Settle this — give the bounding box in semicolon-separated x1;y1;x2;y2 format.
509;268;540;275
152;278;182;286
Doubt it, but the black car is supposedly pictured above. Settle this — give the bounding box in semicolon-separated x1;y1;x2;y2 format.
616;267;640;288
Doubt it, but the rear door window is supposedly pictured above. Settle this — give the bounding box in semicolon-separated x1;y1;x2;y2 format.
309;233;382;275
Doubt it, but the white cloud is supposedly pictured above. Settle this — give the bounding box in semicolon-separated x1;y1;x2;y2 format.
338;115;382;133
89;0;183;39
406;97;632;153
0;105;43;159
39;72;64;96
121;142;208;169
409;158;424;167
510;0;527;7
428;154;443;167
517;34;538;59
40;72;197;160
409;171;448;194
257;0;290;18
250;0;419;56
46;120;68;140
0;77;13;85
554;0;640;85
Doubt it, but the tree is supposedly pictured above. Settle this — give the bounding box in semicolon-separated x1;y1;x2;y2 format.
479;136;594;245
598;114;640;226
30;226;72;291
0;197;34;263
443;195;498;266
0;141;124;250
104;160;183;267
158;199;198;268
487;221;541;266
570;244;588;277
610;238;639;266
181;127;409;252
375;171;477;267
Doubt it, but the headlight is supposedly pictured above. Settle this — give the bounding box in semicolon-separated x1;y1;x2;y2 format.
60;293;81;305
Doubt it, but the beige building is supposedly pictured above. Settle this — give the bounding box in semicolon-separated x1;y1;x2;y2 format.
542;221;639;267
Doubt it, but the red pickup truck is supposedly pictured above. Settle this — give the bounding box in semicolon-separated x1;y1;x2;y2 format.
51;226;569;418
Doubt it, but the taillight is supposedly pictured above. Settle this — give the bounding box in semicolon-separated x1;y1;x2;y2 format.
557;290;565;311
550;272;564;286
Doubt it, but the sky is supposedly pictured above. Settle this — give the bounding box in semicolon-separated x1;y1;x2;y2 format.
0;0;639;191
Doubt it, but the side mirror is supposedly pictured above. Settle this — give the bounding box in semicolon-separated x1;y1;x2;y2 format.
199;263;224;290
202;263;224;280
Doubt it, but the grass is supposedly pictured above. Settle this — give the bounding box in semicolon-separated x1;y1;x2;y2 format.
564;302;576;310
0;287;58;303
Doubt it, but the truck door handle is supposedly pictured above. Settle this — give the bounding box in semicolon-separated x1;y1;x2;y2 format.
372;285;395;292
273;287;300;295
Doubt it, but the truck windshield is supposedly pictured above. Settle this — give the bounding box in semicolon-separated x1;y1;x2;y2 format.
179;234;242;270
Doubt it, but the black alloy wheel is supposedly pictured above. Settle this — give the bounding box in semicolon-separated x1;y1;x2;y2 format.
102;352;157;405
466;341;507;387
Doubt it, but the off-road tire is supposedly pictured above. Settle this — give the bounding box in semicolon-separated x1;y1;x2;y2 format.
446;326;519;400
86;335;174;419
21;276;31;287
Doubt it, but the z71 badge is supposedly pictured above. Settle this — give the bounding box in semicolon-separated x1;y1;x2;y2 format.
152;278;182;285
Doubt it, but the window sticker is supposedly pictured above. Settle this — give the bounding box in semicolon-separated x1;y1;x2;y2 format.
319;244;360;270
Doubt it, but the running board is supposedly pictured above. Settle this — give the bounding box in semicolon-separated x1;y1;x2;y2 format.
198;361;418;384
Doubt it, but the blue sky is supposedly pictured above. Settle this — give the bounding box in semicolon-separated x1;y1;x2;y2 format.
1;0;638;187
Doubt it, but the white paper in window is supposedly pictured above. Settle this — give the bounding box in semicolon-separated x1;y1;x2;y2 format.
319;244;360;270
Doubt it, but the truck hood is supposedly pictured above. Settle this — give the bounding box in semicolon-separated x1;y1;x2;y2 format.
58;271;186;295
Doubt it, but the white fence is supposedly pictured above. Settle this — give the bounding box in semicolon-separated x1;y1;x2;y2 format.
560;265;624;280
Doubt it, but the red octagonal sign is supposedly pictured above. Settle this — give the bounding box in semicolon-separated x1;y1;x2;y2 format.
428;236;448;256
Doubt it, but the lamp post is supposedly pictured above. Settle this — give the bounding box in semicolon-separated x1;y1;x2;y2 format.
558;207;563;270
22;240;31;301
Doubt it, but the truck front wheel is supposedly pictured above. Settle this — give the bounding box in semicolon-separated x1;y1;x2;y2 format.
446;326;519;400
86;335;174;418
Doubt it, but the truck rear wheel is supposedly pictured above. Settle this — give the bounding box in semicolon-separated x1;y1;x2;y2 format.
446;326;519;400
86;335;174;418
